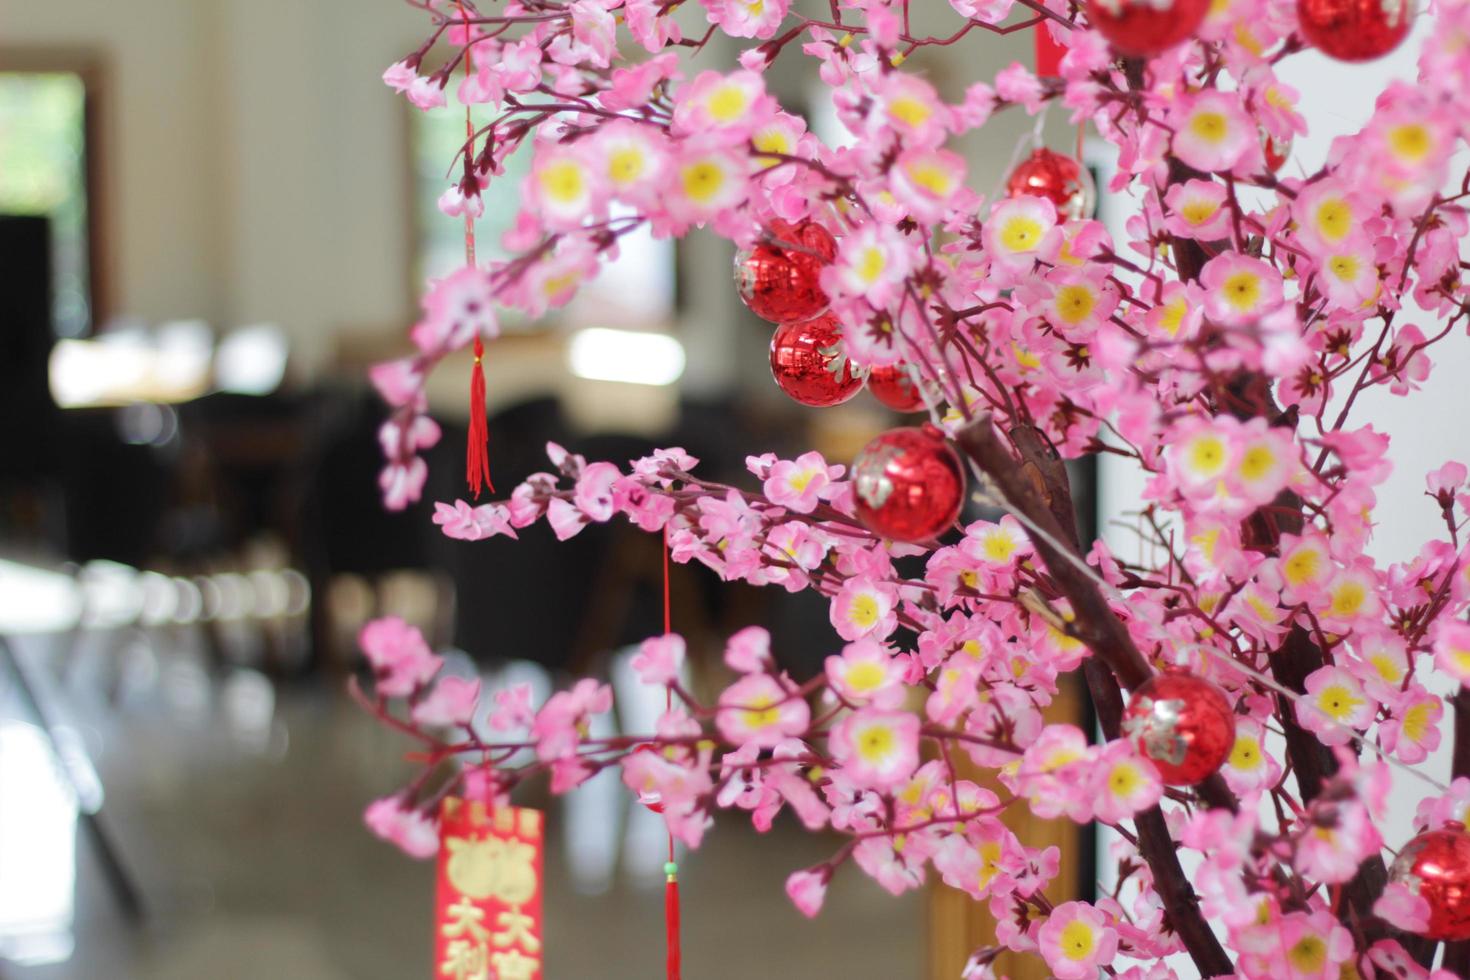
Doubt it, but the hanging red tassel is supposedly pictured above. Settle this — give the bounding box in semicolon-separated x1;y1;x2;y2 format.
664;862;681;980
467;336;493;497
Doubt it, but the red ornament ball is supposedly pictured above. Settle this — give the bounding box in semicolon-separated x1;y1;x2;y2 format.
1006;148;1096;221
769;314;864;408
735;219;837;324
867;363;926;413
852;425;965;543
1297;0;1413;61
1085;0;1210;56
1122;672;1234;786
1389;827;1470;941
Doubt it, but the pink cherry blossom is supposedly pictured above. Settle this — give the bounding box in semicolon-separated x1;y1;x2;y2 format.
1036;901;1118;980
828;708;920;791
715;673;809;748
631;633;685;687
411;675;481;728
363;796;439;859
359;617;442;698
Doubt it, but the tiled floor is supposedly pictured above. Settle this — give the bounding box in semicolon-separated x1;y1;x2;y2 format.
1;651;921;979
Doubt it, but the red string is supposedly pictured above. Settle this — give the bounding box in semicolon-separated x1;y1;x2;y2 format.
457;0;491;496
661;521;680;980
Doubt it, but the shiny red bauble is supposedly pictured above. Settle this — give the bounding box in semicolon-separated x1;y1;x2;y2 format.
769;314;864;408
1297;0;1413;61
1006;148;1096;221
1121;672;1234;785
1085;0;1210;56
852;426;966;543
867;363;926;413
1389;827;1470;941
735;219;838;324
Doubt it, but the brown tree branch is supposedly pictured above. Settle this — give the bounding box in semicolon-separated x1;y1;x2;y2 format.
956;415;1236;976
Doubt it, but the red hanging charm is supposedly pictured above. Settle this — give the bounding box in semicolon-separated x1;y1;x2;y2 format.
1084;0;1210;56
1262;129;1292;173
769;314;865;408
1297;0;1413;61
1122;672;1234;786
1006;147;1096;221
852;425;966;543
736;219;837;324
467;336;493;497
1390;826;1470;941
434;800;545;980
867;363;926;413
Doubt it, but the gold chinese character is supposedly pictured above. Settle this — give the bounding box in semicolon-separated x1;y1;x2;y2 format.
446;836;538;906
489;948;540;980
492;909;540;953
517;809;543;841
439;938;489;980
441;897;489;943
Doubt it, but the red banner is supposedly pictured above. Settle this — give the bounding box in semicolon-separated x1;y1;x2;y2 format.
433;800;545;980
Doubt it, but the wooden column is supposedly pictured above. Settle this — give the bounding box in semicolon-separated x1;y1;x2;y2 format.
927;674;1088;979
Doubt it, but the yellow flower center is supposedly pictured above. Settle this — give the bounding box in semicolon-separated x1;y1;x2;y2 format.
539;160;587;204
607;147;645;186
1388;123;1433;164
1316;684;1363;722
858;246;886;283
681;160;725;203
1187;435;1228;477
1229;734;1261;770
1059;920;1096;961
706;84;749;123
1109;762;1142;797
1283;548;1322;586
1221;271;1261;312
1054;285;1096;325
887;97;932;128
858;724;895;763
1000;215;1043;252
1180;199;1220;226
1189;111;1229;144
1328;254;1360;283
1328;580;1367;618
1238;444;1277;482
1314;198;1352;243
1288;935;1327;973
849;594;880;629
1402;702;1432;743
982;533;1018;563
846;661;886;693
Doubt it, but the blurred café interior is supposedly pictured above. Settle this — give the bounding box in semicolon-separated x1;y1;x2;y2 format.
0;2;1149;978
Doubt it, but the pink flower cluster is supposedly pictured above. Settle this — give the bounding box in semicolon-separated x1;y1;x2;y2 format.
358;0;1470;975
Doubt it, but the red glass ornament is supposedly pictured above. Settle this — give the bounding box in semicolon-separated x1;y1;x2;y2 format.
735;219;837;324
1122;672;1234;786
1006;147;1096;221
868;363;926;413
1297;0;1413;61
1085;0;1210;56
1390;827;1470;941
852;425;965;543
1262;129;1291;173
769;314;864;408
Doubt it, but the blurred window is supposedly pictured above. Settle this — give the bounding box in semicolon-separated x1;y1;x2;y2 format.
0;72;91;338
